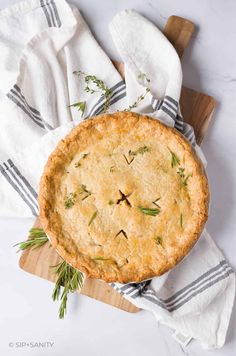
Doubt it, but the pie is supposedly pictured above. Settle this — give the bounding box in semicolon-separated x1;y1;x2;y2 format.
39;112;209;283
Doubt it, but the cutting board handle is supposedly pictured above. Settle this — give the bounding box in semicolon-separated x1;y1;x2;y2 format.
163;15;195;58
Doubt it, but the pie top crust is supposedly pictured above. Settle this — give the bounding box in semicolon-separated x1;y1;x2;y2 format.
39;112;209;283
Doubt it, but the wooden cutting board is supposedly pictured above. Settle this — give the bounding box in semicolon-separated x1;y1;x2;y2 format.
19;16;216;313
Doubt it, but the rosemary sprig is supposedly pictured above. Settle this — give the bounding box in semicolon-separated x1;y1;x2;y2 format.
68;101;86;117
51;261;84;319
92;257;113;262
15;228;84;319
183;173;192;186
14;228;48;251
177;167;185;178
177;168;192;186
138;206;160;216
153;236;162;245
64;192;77;209
168;148;180;168
129;145;149;157
73;70;112;114
88;211;97;226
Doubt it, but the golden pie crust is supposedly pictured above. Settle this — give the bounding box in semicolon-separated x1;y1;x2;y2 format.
39;112;209;283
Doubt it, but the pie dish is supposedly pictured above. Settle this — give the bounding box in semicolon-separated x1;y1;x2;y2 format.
39;112;209;283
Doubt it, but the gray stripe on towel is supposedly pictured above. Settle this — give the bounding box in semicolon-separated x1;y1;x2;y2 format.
7;86;53;131
87;80;126;118
142;268;233;312
93;90;126;116
40;0;52;27
0;164;38;216
50;0;62;27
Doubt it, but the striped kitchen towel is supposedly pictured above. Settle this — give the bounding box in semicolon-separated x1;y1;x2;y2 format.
109;11;235;349
0;1;234;349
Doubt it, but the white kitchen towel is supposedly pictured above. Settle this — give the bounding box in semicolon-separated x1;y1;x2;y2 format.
0;0;234;349
109;11;235;349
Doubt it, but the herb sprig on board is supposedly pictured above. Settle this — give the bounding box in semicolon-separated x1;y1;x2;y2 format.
14;228;84;319
14;228;48;251
52;261;84;319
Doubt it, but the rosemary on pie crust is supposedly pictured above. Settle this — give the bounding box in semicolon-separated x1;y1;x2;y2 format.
39;112;209;283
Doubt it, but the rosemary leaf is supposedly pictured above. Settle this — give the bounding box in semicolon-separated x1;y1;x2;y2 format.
68;101;86;116
177;168;192;186
177;167;185;178
92;257;112;262
14;228;48;252
108;200;114;205
64;192;77;209
88;211;97;226
168;148;180;168
129;145;149;157
182;174;192;186
138;206;160;216
180;213;183;228
153;236;162;245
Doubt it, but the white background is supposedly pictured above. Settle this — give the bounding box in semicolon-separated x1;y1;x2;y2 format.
0;0;236;355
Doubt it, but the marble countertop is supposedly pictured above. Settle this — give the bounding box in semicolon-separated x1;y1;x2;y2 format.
0;0;235;355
